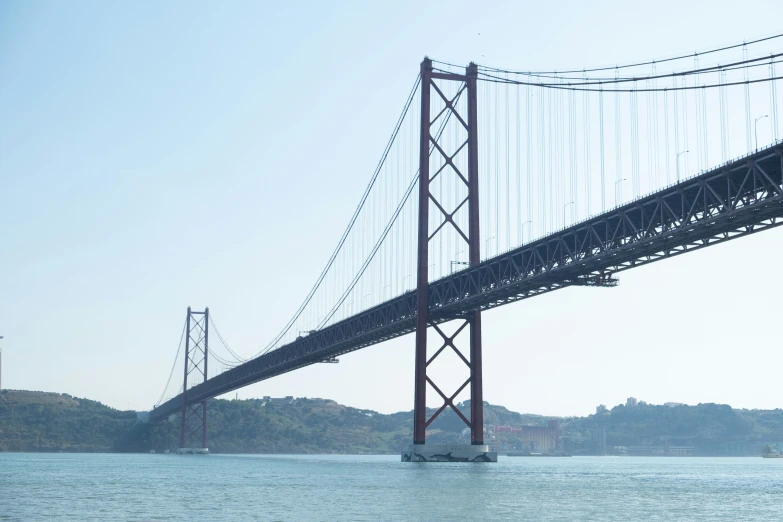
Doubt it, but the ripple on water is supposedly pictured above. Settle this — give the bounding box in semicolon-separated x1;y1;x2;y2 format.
2;454;783;521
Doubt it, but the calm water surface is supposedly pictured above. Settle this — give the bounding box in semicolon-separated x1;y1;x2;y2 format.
2;453;783;521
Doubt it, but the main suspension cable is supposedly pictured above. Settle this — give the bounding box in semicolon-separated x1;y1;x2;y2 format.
463;32;783;75
154;318;187;407
249;75;421;357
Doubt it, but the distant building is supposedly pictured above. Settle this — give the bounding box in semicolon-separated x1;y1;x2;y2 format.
626;445;694;456
626;397;638;407
592;426;607;455
664;402;685;407
596;404;607;414
263;396;295;405
492;423;559;453
548;419;559;448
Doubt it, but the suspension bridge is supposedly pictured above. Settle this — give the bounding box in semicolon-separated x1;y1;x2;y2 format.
150;34;783;462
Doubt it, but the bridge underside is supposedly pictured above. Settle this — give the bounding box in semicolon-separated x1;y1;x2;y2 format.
151;144;783;422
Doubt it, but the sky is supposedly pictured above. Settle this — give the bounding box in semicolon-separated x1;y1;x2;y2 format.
2;0;783;417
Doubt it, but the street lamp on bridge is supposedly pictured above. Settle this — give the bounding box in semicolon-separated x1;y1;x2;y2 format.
450;250;469;274
676;150;689;182
755;115;769;152
520;220;532;244
563;202;574;228
485;236;496;258
450;260;471;273
615;178;627;206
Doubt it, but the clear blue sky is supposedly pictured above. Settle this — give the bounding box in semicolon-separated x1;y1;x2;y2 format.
2;0;783;416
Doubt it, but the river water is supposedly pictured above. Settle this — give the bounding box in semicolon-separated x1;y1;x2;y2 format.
1;453;783;520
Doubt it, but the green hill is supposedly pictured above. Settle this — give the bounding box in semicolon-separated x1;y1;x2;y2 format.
0;389;548;453
560;402;783;454
142;396;548;454
0;390;138;452
3;389;783;455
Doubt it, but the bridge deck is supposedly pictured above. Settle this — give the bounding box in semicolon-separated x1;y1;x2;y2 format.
151;143;783;422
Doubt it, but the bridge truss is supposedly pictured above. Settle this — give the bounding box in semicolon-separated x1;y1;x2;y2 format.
151;143;783;423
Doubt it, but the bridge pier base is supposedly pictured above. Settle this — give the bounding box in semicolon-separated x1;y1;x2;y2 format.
402;444;497;463
177;447;209;455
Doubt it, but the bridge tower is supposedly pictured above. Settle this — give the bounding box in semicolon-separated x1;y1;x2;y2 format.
402;59;496;462
178;306;209;454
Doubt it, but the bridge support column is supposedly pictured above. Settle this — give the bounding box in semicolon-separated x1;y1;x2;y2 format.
178;306;210;455
405;59;495;462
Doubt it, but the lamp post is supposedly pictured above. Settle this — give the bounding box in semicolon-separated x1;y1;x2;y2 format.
563;202;574;227
615;178;627;206
676;150;689;182
755;115;768;152
450;261;471;273
520;220;532;244
450;250;468;274
485;236;496;258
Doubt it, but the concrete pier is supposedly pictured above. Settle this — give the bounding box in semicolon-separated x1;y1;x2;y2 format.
401;444;497;462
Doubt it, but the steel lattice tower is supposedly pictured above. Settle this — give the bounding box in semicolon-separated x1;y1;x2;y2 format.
179;306;209;453
412;59;485;447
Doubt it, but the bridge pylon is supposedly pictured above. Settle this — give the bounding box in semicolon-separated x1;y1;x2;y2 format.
403;58;496;462
178;306;209;455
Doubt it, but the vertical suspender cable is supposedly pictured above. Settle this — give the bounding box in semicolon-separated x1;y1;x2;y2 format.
516;78;521;245
723;69;730;159
744;43;752;152
719;66;727;161
682;76;689;177
702;84;708;170
771;56;779;143
664;88;670;184
673;77;680;181
539;84;545;236
652;73;659;191
615;69;622;205
506;75;510;250
584;72;592;216
700;54;706;171
599;83;606;211
526;83;532;239
548;84;553;230
630;83;639;198
495;80;499;253
569;87;577;220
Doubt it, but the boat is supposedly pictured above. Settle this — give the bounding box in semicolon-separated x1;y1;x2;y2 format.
761;445;783;458
507;451;571;457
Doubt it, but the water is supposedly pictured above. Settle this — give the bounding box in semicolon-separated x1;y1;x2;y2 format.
2;453;783;521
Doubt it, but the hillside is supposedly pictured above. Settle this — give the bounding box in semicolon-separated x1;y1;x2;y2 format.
560;402;783;454
145;396;548;454
0;390;547;453
0;390;138;452
3;389;783;454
